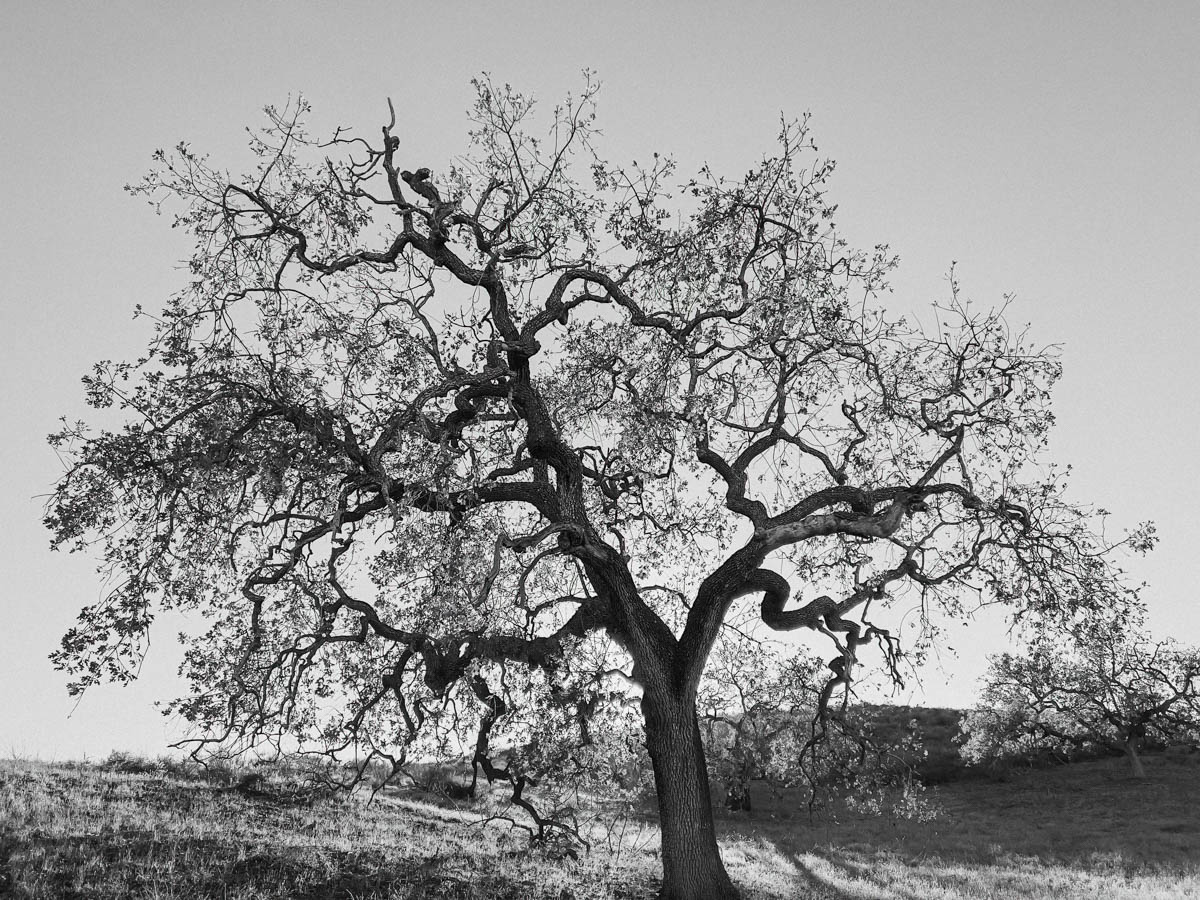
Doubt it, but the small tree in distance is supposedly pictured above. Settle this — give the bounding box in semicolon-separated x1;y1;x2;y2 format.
46;77;1151;900
697;623;928;817
697;626;821;812
962;627;1200;778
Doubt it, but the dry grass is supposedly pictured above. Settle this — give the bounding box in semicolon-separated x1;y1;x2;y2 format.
1;753;1197;899
0;759;657;899
720;752;1200;899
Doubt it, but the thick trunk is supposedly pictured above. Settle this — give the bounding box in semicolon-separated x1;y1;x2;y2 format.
643;689;740;900
1124;736;1147;778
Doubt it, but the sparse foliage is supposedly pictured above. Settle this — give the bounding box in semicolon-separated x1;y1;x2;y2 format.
48;77;1144;899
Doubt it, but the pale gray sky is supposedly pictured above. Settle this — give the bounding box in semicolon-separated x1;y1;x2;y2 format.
2;2;1197;759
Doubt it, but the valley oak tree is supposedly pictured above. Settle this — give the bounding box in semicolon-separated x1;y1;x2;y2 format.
47;79;1142;899
962;627;1199;778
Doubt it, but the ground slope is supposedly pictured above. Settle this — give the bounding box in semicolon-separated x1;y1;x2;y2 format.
1;754;1197;899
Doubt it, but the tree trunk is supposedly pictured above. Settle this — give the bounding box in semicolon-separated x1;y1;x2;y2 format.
725;776;752;812
1124;736;1147;778
642;688;740;900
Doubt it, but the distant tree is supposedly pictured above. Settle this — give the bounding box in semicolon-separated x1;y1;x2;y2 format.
696;627;821;811
697;626;924;815
962;629;1200;777
47;78;1148;899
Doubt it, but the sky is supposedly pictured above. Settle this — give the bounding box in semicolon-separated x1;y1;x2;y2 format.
2;1;1197;760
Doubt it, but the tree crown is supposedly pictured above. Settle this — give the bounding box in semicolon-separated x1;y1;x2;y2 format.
47;79;1148;807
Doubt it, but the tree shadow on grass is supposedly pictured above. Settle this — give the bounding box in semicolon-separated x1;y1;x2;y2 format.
784;847;988;900
781;843;1200;900
746;754;1200;896
784;852;858;900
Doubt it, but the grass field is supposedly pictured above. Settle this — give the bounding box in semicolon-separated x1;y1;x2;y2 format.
1;752;1197;899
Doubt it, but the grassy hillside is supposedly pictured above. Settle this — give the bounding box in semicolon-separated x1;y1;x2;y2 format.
2;752;1198;899
852;704;970;784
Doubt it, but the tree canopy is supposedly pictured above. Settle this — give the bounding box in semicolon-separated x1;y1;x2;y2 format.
47;78;1149;899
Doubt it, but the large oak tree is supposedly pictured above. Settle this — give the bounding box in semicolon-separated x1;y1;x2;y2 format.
47;79;1142;899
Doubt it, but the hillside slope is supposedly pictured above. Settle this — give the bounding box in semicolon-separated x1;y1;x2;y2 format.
1;754;1197;899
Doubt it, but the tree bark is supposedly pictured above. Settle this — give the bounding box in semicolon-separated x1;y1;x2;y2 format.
642;687;741;900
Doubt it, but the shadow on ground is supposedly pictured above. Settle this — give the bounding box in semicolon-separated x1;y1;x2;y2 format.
719;754;1200;899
